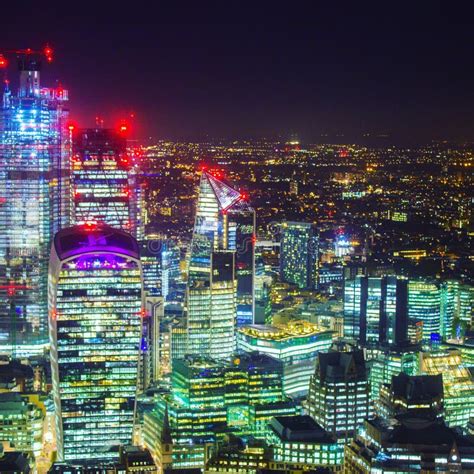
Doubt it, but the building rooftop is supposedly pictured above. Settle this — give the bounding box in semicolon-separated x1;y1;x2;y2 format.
238;320;329;341
316;349;367;382
269;415;335;444
391;372;443;403
368;415;474;449
53;224;139;260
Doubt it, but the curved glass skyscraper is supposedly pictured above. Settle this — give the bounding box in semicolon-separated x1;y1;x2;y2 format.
48;224;142;462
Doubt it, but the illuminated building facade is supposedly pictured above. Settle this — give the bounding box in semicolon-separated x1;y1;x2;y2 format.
441;280;474;338
143;353;299;469
343;275;409;347
236;320;333;396
307;349;372;443
370;344;420;402
227;204;256;326
345;414;474;472
266;416;343;470
0;393;44;459
140;238;162;297
420;349;474;428
162;239;182;301
72;128;139;235
187;251;236;359
49;225;142;462
408;280;441;342
0;58;71;355
187;170;255;359
279;222;318;290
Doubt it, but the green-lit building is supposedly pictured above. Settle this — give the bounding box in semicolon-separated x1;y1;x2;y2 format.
236;320;333;396
370;344;421;403
408;280;441;342
143;353;299;469
307;349;372;443
266;415;343;471
279;222;318;290
343;275;409;348
0;393;44;459
420;349;474;428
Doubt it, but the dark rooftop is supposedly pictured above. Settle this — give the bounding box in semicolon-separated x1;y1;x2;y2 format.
316;349;367;382
269;415;336;444
391;372;443;402
0;452;30;473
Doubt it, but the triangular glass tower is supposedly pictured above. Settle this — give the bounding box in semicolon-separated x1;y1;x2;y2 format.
186;170;255;360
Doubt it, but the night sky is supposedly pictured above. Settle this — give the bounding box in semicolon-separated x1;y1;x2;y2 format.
3;3;474;143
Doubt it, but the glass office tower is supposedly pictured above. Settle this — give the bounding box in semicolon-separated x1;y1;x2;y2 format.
408;280;441;342
227;204;256;326
48;224;142;462
187;170;255;359
72;128;139;235
343;275;408;347
279;222;318;290
307;349;372;443
0;58;71;356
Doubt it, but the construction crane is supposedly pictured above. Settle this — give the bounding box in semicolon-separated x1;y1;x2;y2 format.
0;44;53;69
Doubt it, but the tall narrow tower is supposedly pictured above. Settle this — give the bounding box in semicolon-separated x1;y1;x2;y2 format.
49;224;143;462
0;49;70;356
72;127;139;235
186;170;255;360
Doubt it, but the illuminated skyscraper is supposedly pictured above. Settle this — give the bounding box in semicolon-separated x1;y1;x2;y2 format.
279;222;318;290
0;56;71;355
187;170;255;359
72;127;139;235
227;202;256;326
49;224;142;462
343;275;408;347
161;239;182;302
307;349;372;443
408;280;441;342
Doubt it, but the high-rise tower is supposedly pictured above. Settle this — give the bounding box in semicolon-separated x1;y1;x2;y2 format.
186;170;255;360
280;222;318;290
48;224;142;462
72;127;139;235
344;275;409;347
0;51;71;356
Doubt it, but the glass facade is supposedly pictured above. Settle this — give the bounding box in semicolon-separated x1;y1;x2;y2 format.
343;275;408;347
187;170;255;360
0;64;71;356
236;320;333;396
280;222;318;290
420;349;474;428
408;280;441;342
144;353;299;469
307;350;372;443
72;128;138;235
49;225;142;462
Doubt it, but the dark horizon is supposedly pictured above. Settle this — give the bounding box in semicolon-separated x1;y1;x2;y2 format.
3;3;474;144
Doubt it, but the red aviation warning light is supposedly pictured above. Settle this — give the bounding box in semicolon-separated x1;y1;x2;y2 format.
43;45;53;63
0;54;7;69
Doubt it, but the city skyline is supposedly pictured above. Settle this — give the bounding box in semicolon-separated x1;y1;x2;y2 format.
0;7;473;473
3;4;474;143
